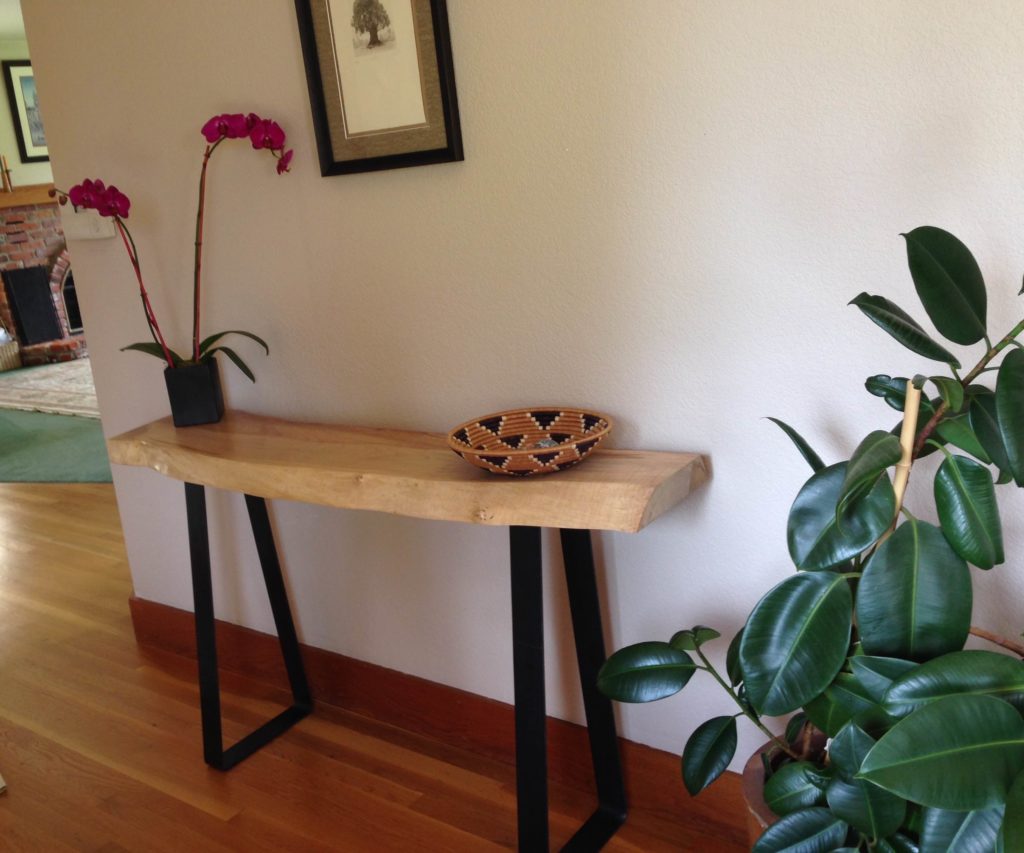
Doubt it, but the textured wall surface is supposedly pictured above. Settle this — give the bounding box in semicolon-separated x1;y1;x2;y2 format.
21;0;1024;769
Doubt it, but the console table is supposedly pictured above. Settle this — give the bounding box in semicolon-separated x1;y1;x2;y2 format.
108;411;709;851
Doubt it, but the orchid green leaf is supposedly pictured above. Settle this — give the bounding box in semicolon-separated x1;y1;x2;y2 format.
205;345;255;382
121;341;184;365
198;329;269;356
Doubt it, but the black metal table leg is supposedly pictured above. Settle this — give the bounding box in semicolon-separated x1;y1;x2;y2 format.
510;525;549;852
559;528;628;851
509;526;627;852
185;483;313;771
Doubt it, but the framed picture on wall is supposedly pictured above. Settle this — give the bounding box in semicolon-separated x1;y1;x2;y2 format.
295;0;463;176
2;61;48;163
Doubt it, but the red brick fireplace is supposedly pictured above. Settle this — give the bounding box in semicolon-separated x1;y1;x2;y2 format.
0;185;86;367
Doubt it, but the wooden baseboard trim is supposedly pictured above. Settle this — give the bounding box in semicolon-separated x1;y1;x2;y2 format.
129;595;743;838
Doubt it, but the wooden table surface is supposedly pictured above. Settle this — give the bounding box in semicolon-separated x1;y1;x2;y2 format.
107;412;709;533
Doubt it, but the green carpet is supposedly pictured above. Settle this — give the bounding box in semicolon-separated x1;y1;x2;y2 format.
0;408;112;482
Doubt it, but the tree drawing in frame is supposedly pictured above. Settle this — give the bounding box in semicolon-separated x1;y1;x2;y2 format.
352;0;392;50
2;60;47;163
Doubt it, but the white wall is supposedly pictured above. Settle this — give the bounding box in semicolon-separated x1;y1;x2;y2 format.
0;37;51;186
20;0;1024;771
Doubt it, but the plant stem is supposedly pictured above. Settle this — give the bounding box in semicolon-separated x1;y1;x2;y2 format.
115;218;175;368
970;626;1024;657
694;646;801;761
913;317;1024;457
192;138;222;362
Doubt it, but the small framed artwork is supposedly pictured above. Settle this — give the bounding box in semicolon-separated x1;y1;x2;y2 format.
2;61;47;163
295;0;463;176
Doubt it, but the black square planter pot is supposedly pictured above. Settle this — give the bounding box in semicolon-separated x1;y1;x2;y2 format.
164;359;225;427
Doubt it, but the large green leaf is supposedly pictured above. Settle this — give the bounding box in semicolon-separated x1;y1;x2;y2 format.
596;642;695;703
740;572;852;716
829;722;876;778
934;454;1004;569
1000;770;1024;852
726;628;744;686
681;715;736;795
970;390;1013;477
920;805;1004;853
788;462;896;571
997;348;1024;486
850;657;918;703
903;226;987;345
935;415;992;464
883;650;1024;716
767;417;825;472
751;807;849;853
867;374;916;411
836;431;902;523
763;762;827;816
878;834;921;853
859;695;1024;811
850;293;961;367
826;776;907;840
856;518;971;661
804;673;877;737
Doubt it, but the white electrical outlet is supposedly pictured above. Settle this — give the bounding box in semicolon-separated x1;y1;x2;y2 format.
61;209;116;240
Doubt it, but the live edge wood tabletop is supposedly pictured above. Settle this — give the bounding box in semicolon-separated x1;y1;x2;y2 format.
106;411;710;533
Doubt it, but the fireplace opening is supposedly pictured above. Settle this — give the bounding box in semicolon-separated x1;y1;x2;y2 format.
3;266;61;345
61;267;83;335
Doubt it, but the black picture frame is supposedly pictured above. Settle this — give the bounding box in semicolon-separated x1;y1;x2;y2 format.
295;0;463;176
2;60;48;163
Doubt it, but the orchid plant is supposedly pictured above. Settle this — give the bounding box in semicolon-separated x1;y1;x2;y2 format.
53;111;293;381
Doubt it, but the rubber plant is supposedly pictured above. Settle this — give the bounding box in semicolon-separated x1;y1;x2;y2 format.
599;226;1024;851
52;111;293;381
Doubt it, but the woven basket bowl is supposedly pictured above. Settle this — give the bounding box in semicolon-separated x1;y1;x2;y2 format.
447;407;613;476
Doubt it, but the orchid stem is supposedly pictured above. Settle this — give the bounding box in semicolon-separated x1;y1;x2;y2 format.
193;138;222;362
115;218;174;368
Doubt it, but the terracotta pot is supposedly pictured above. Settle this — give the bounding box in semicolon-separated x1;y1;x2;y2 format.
742;747;778;848
164;358;224;427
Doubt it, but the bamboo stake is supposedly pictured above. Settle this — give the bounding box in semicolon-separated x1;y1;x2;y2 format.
892;380;922;514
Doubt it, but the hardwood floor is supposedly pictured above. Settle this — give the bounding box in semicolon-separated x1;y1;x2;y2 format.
0;483;747;851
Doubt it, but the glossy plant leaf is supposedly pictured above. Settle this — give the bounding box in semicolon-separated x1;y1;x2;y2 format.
788;462;896;571
903;226;987;345
934;454;1004;569
1000;770;1024;852
859;694;1024;810
826;776;907;840
751;808;849;853
785;712;808;746
740;572;852;716
867;374;914;410
829;722;876;779
120;341;185;365
919;805;1004;853
997;348;1024;486
850;657;918;703
850;293;961;366
836;431;902;523
681;715;737;795
877;835;920;853
670;625;721;651
970;390;1013;477
804;673;877;737
596;642;695;703
726;628;744;686
197;329;269;356
767;418;825;472
883;650;1024;716
935;415;992;464
930;375;966;413
763;762;826;816
856;518;971;661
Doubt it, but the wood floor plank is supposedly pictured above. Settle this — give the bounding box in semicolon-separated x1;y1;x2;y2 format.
0;484;748;850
